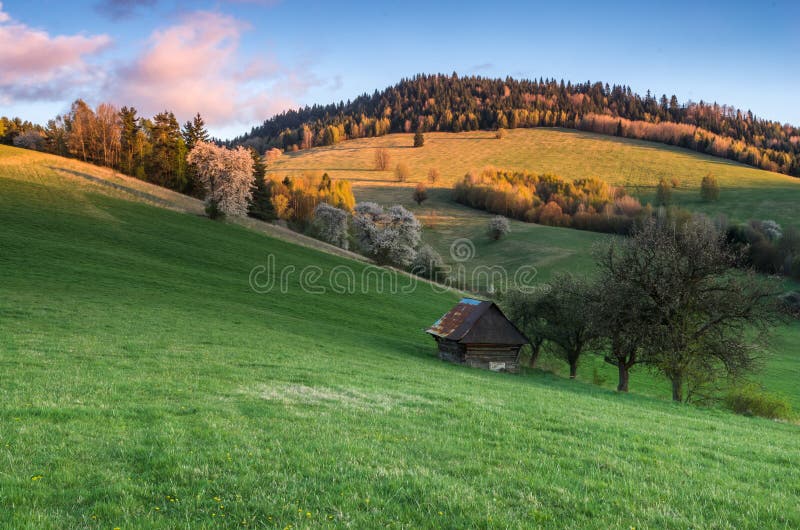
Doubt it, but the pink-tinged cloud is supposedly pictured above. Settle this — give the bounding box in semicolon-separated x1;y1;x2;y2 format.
110;10;318;128
0;2;111;101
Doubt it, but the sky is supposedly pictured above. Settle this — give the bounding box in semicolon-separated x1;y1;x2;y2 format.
1;0;798;139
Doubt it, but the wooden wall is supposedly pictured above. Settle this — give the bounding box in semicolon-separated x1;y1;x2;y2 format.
436;339;520;373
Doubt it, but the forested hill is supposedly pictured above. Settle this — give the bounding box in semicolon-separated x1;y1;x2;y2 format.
231;73;800;177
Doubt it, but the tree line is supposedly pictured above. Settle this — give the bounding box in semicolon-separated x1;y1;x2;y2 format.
1;100;212;195
453;167;647;235
230;73;800;176
502;213;787;411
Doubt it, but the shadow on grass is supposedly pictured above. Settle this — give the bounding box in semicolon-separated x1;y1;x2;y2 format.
49;166;177;208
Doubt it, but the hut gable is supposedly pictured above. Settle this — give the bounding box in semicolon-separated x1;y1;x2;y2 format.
426;298;528;373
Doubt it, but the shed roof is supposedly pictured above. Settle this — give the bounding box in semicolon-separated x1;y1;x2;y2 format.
426;298;528;345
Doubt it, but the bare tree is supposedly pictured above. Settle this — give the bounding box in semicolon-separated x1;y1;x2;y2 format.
374;148;391;170
599;217;782;401
523;274;598;378
501;289;547;368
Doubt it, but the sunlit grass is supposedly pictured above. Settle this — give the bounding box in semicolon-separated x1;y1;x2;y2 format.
1;145;799;528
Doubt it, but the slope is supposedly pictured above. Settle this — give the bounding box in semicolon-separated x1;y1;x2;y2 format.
1;146;799;528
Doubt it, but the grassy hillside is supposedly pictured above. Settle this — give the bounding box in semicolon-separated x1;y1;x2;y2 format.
266;128;800;289
267;128;800;228
266;130;800;407
1;145;799;528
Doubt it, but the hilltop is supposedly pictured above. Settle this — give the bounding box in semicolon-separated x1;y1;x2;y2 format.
1;145;799;528
232;74;800;177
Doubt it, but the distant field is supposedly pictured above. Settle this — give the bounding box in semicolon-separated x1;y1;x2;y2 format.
1;145;799;528
266;126;800;288
268;127;800;227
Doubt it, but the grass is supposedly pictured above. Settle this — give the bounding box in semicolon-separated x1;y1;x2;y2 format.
268;127;800;228
266;130;800;408
267;128;800;290
1;145;800;528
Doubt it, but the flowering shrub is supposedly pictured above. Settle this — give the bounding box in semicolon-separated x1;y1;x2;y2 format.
487;216;510;240
310;203;349;249
353;202;421;268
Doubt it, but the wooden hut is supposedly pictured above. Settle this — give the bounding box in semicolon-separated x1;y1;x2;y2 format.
426;298;528;373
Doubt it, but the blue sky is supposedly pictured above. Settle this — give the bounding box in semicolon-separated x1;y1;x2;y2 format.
1;0;798;139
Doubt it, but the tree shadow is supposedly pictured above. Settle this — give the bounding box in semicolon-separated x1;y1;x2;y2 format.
48;166;176;208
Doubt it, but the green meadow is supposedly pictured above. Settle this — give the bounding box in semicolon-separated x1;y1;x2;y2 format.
1;144;800;528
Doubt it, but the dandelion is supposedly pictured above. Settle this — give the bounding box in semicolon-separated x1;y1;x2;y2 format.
31;475;43;481
306;512;311;518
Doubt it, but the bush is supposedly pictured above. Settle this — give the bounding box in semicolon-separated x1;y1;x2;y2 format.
487;215;510;240
205;200;224;220
495;128;506;140
427;167;440;185
412;183;428;205
395;162;410;182
781;291;800;317
724;383;793;420
670;177;680;188
413;131;424;147
700;174;720;202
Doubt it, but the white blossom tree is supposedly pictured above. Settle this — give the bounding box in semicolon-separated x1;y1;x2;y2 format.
187;141;254;218
353;202;421;267
310;202;349;249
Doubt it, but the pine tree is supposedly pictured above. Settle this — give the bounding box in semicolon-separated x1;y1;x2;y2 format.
182;113;209;151
248;147;274;220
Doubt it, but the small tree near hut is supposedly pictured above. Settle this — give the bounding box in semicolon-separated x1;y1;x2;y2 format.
533;274;598;378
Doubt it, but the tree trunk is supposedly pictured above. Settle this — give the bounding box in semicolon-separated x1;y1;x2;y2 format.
671;376;683;402
528;344;541;368
569;362;577;379
617;363;629;392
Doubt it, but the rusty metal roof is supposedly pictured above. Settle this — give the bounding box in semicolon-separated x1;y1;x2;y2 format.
426;298;492;340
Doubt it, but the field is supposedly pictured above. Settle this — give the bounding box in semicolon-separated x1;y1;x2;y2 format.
266;129;800;404
266;128;800;288
1;145;800;528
